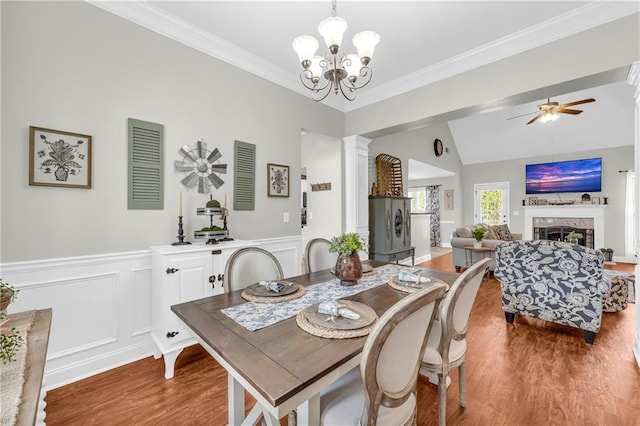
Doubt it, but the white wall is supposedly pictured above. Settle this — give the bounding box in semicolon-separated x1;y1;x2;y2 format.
1;1;343;263
301;132;342;242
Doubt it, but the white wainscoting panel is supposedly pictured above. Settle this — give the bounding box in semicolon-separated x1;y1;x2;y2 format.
2;251;154;389
131;268;153;337
254;235;303;278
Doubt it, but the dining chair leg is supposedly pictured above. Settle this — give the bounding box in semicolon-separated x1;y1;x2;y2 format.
438;373;447;426
458;362;466;407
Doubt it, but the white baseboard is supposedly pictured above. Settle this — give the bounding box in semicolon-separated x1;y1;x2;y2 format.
414;254;432;265
46;341;155;390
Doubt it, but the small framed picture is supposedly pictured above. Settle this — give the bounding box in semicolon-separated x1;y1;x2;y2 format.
267;163;289;197
528;197;538;206
443;189;454;210
537;199;548;205
592;197;601;205
29;126;92;189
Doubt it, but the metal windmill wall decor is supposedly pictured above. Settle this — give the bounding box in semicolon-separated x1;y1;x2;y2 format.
174;140;227;194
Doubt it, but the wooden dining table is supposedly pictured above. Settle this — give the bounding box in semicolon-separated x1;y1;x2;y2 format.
172;260;459;426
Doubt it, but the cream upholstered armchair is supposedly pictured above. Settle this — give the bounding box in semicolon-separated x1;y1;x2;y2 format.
419;257;490;426
223;247;284;292
494;240;608;344
304;238;337;273
320;284;446;425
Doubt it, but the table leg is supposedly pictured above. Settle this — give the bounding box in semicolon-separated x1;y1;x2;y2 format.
297;394;320;426
228;374;245;426
259;408;280;426
241;404;263;426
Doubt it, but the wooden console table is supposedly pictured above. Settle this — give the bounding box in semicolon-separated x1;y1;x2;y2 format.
3;309;52;426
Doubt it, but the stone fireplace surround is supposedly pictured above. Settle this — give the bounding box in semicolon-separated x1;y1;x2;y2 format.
523;205;605;249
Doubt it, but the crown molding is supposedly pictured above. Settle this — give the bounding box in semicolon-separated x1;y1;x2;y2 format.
87;1;637;114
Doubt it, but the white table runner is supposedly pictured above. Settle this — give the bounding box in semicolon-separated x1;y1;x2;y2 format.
221;264;418;331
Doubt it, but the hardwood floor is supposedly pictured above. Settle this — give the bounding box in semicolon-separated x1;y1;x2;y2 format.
45;254;639;425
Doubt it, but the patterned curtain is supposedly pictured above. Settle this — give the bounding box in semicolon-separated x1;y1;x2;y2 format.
426;185;441;247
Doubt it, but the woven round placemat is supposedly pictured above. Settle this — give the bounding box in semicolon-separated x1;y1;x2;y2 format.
388;277;448;294
241;285;307;303
296;309;377;339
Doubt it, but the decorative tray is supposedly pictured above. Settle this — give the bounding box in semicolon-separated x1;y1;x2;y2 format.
300;300;377;330
243;281;299;298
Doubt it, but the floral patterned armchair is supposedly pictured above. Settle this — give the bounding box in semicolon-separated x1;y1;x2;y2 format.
494;240;608;344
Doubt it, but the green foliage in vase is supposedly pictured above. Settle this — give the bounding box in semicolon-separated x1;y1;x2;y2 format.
566;231;583;241
0;329;24;364
0;278;24;364
329;233;367;256
0;278;18;320
472;227;487;242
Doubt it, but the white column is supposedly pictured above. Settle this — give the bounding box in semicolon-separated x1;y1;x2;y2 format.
343;135;371;235
628;61;640;367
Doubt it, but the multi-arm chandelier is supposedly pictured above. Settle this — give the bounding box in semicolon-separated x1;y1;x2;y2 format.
292;0;380;102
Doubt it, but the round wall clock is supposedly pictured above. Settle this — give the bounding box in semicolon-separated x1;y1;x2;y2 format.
434;139;444;157
174;140;227;194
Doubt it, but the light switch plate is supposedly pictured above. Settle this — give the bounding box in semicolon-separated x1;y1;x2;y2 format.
283;212;289;222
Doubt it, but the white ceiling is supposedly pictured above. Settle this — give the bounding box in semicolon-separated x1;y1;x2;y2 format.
89;1;638;173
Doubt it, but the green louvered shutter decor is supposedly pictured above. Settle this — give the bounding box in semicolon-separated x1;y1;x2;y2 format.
128;118;164;210
234;140;255;211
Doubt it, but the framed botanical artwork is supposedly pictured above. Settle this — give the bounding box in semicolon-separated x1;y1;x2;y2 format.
267;163;289;197
29;126;92;189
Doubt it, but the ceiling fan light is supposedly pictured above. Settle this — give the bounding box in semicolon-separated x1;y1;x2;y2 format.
540;112;559;123
318;16;347;52
292;35;319;67
352;31;380;63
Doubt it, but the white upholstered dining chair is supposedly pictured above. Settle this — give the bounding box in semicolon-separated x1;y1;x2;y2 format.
319;283;447;425
304;238;337;273
419;257;491;426
223;247;284;292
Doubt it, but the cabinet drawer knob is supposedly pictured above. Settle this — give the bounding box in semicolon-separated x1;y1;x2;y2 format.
165;267;179;274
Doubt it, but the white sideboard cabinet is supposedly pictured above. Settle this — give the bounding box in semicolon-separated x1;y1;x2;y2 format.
150;240;255;379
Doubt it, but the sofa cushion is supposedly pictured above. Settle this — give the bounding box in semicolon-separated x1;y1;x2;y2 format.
481;224;497;240
493;224;513;241
455;226;473;238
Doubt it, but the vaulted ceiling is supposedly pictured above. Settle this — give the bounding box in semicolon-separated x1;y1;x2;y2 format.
90;1;638;166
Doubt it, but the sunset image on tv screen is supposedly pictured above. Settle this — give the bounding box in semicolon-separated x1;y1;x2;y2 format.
525;158;602;194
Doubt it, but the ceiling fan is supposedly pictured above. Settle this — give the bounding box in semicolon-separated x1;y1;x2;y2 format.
509;97;596;125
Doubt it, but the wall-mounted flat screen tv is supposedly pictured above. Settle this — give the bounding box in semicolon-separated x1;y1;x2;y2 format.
525;157;602;194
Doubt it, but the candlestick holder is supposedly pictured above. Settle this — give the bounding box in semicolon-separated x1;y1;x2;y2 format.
219;208;234;242
172;216;191;246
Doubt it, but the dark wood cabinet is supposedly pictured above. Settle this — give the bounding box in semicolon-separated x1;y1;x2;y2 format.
368;196;414;264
